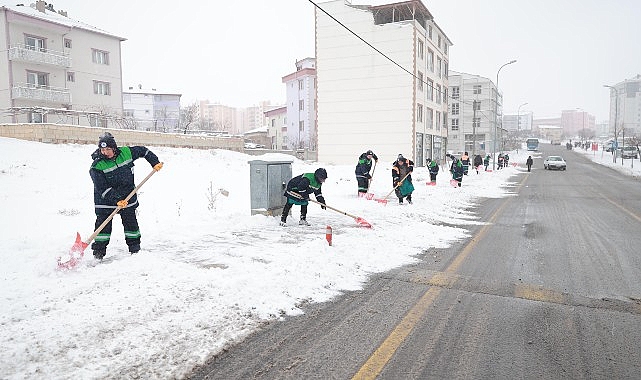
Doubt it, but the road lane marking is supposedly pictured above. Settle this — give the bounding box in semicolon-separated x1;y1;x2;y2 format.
351;175;528;379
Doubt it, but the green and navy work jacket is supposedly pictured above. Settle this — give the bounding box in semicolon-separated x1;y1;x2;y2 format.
284;173;325;206
90;146;160;212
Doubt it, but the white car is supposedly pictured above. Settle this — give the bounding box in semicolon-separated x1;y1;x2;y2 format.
544;155;567;170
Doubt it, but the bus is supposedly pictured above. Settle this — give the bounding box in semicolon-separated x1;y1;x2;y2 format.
526;138;539;151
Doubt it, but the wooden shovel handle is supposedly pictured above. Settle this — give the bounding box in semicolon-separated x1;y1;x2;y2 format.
85;167;159;244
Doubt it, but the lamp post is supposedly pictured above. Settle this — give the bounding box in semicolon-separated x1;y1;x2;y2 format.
517;102;528;135
493;59;517;170
603;84;619;163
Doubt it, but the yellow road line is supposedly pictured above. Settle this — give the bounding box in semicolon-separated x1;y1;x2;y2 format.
352;175;528;379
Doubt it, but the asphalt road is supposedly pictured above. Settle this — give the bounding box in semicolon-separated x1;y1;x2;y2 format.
189;144;641;380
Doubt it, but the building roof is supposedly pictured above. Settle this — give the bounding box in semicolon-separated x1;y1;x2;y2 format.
1;3;126;41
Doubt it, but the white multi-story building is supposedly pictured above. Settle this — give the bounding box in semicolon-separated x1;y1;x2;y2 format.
0;2;125;127
448;71;500;156
606;75;641;138
282;58;317;150
122;86;181;132
264;105;287;150
315;0;451;166
503;112;533;133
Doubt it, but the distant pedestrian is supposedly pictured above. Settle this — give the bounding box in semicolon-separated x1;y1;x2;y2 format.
450;158;464;187
483;154;490;171
281;168;328;226
427;158;439;184
473;154;483;174
526;156;533;172
392;154;414;204
355;149;378;196
461;152;470;175
504;153;510;167
497;153;504;169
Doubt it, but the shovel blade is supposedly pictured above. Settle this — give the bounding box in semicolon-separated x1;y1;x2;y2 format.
57;232;88;270
355;217;372;228
365;193;375;200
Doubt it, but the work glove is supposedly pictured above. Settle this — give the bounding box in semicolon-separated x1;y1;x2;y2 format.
393;179;399;187
317;196;327;209
366;174;371;179
153;162;163;171
117;200;128;208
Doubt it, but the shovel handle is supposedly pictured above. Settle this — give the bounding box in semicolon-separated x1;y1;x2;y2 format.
85;167;160;244
381;171;411;201
307;198;361;220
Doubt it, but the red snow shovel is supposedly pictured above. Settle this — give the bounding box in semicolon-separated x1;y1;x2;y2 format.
308;198;372;228
375;172;411;205
365;160;377;199
57;167;160;270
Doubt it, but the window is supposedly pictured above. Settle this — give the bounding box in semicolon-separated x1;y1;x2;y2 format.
444;61;448;79
438;35;442;49
299;99;304;111
451;118;459;131
25;35;45;52
437;57;442;78
417;103;423;122
428;25;433;39
417;39;424;60
436;112;441;131
298;80;304;90
436;84;442;104
473;101;481;111
444;43;448;55
27;71;48;87
428;50;434;72
123;109;134;117
427;79;434;101
417;71;424;91
451;103;459;115
66;72;75;82
452;86;460;99
89;114;107;128
92;49;109;65
473;117;480;129
299;120;304;132
28;112;44;123
93;81;111;95
473;85;482;94
442;112;447;130
64;38;72;49
426;107;433;129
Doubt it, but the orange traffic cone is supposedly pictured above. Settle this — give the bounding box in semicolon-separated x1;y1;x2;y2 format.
326;225;333;246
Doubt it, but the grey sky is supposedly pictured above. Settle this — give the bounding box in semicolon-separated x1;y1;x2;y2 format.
52;0;640;121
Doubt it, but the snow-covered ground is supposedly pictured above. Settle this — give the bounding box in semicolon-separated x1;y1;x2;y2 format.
1;137;634;379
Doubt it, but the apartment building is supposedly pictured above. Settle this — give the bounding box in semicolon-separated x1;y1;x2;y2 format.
0;2;125;127
264;105;287;150
122;86;181;132
282;57;317;150
606;74;641;138
315;0;451;166
447;71;499;156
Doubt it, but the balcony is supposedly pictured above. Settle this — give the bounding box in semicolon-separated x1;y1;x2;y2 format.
12;83;72;103
8;44;72;68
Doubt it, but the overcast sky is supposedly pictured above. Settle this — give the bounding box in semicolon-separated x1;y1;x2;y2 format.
51;0;640;121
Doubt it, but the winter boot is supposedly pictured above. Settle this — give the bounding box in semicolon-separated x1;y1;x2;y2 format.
299;218;310;226
406;195;412;204
129;244;140;254
93;247;106;260
398;198;404;204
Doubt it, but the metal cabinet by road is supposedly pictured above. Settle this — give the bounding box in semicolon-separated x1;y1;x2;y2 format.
248;159;293;216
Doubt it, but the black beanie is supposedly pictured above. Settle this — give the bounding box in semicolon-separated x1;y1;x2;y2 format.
98;133;117;149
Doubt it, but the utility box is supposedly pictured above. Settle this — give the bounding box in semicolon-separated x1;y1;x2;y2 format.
249;159;293;216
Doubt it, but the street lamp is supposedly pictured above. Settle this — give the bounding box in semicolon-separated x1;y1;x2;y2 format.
493;59;517;170
603;84;619;163
517;102;528;135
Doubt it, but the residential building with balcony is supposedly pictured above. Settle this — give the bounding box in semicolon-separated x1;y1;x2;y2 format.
448;71;500;156
315;0;451;166
122;86;181;132
0;2;125;127
282;57;317;150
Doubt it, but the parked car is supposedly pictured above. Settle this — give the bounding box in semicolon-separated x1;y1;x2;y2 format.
544;155;567;170
618;146;639;159
244;143;258;149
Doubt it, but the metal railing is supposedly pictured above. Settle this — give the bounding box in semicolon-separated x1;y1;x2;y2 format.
11;83;72;103
8;44;72;67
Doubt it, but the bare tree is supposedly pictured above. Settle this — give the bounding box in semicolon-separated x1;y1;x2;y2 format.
179;102;198;134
